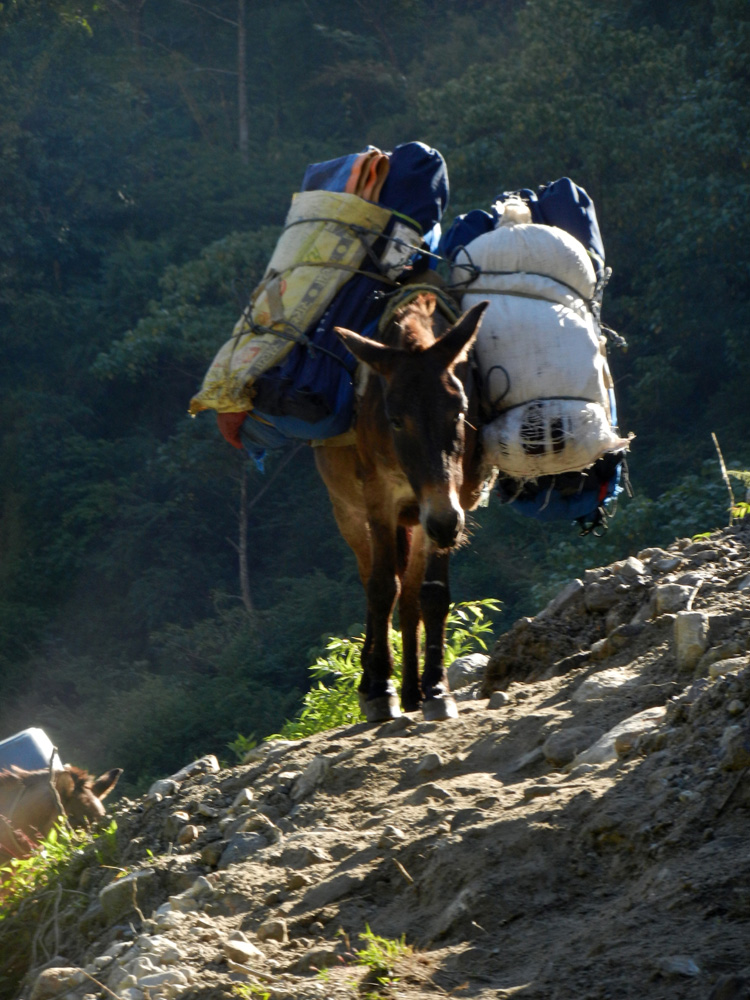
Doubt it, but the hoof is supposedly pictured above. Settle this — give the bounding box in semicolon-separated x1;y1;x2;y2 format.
365;694;402;723
422;694;458;721
363;681;401;723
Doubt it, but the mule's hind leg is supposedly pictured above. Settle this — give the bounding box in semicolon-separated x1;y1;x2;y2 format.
326;500;375;708
419;549;458;720
313;446;376;709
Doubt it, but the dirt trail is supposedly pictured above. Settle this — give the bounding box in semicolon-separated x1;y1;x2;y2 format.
6;522;750;1000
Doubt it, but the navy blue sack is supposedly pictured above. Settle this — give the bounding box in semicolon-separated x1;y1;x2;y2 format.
536;178;605;274
495;452;628;536
379;141;449;252
251;274;385;435
438;209;495;259
501;178;606;278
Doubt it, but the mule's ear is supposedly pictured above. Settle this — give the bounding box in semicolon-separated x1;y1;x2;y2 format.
431;301;489;368
335;326;399;378
91;767;123;801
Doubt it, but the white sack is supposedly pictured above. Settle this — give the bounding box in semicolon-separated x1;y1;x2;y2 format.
482;399;631;478
466;293;606;410
452;223;597;301
452;222;628;478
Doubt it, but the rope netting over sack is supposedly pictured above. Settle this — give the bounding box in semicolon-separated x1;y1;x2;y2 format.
188;142;450;459
451;204;629;480
442;187;632;534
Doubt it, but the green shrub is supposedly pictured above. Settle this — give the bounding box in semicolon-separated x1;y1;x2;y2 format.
268;599;500;741
0;821;118;1000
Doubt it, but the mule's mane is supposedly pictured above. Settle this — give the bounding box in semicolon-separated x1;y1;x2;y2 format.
57;766;92;792
392;293;440;351
381;286;461;354
0;765;90;791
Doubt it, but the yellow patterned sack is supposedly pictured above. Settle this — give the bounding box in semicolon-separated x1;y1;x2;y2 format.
189;190;393;415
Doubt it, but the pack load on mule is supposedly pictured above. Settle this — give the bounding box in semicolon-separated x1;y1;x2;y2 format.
189;142;449;465
441;178;631;535
191;158;630;536
0;727;62;773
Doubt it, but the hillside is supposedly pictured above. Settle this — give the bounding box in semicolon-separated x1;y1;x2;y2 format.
5;520;750;1000
2;0;749;785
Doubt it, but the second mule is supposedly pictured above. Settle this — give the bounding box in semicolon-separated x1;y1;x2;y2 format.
0;764;122;862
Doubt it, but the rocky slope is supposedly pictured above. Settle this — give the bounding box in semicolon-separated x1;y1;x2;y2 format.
6;522;750;1000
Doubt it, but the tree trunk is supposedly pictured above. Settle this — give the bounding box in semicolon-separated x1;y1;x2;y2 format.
238;464;253;613
103;0;147;51
237;0;249;164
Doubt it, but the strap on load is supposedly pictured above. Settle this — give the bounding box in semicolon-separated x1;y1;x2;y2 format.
189;191;401;417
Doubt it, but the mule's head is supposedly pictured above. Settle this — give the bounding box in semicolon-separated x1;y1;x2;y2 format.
57;766;123;829
337;300;489;549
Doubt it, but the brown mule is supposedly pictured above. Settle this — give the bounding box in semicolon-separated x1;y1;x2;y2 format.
315;279;491;723
0;765;122;862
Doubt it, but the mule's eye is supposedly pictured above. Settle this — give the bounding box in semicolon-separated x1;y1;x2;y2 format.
389;415;404;432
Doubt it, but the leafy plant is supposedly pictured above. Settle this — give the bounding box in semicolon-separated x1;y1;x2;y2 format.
227;732;258;764
0;820;119;1000
728;470;750;489
444;598;501;663
267;599;501;741
0;819;118;915
275;632;367;739
728;470;750;520
356;924;413;998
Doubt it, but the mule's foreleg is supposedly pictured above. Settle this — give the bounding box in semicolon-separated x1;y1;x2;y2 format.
398;525;426;713
363;521;402;722
399;605;421;713
419;550;458;721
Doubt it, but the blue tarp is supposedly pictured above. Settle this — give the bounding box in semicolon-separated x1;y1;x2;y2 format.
301;151;363;194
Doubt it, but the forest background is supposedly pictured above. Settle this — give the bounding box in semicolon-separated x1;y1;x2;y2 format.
0;0;747;795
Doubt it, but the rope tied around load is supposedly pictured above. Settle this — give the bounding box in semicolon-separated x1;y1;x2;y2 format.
280;213;433;281
448;245;628;351
229;215;444;351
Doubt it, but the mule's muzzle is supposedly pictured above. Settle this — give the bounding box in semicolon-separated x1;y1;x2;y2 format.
424;507;464;550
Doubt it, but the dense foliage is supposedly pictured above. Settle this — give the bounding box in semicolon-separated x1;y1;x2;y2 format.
273;599;500;741
0;0;747;793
